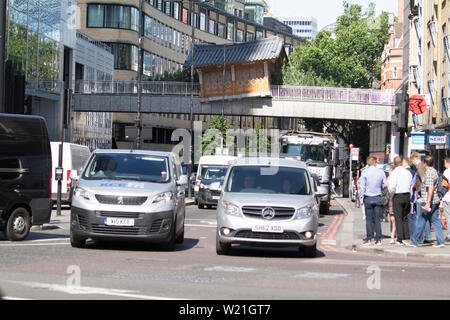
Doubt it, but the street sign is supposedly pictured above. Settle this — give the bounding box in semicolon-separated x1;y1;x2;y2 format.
429;132;446;145
409;94;427;114
351;148;359;161
411;132;426;150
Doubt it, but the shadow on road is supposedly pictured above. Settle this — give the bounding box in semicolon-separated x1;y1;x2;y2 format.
225;245;326;259
82;237;200;252
0;231;69;242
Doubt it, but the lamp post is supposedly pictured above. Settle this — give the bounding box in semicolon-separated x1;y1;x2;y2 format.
0;0;7;113
136;0;144;149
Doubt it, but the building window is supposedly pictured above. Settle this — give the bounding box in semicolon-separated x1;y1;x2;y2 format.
164;1;171;16
218;23;225;38
227;21;234;41
87;4;104;28
110;43;139;71
209;19;215;35
87;4;139;31
173;2;180;20
236;29;243;42
200;11;206;31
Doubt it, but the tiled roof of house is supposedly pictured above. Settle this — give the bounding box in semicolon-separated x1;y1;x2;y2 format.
184;36;285;68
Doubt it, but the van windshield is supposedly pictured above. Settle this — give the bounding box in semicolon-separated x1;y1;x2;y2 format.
203;166;228;181
83;153;170;183
225;166;311;195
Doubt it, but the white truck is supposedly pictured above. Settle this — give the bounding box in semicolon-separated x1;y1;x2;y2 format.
280;131;336;215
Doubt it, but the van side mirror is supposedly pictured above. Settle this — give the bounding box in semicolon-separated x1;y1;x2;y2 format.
70;170;79;181
177;175;188;186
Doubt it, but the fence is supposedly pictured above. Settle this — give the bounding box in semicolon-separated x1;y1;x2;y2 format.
271;85;395;105
74;80;200;96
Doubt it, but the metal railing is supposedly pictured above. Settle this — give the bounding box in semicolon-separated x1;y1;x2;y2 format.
74;80;200;96
26;79;62;94
271;85;395;105
74;80;395;106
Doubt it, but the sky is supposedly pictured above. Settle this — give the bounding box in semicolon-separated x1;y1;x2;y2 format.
265;0;399;30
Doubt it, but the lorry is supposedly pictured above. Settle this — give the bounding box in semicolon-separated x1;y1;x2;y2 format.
280;131;336;215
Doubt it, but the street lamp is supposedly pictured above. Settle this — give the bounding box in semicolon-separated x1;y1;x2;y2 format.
165;0;213;199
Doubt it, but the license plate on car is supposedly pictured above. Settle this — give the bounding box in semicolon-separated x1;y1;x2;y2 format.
212;196;220;200
252;225;283;233
104;217;135;226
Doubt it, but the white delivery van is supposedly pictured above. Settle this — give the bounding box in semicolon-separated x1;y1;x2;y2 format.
50;142;91;204
194;155;236;204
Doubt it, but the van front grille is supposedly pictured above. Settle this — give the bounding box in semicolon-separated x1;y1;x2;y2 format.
241;206;295;220
95;195;148;206
91;224;145;235
234;230;300;240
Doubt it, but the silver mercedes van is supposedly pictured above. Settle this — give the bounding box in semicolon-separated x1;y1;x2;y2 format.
216;157;321;257
70;150;187;250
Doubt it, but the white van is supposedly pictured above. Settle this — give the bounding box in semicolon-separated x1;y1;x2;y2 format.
194;155;236;204
50;142;91;203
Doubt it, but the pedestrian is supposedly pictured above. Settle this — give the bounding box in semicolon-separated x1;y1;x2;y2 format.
359;156;387;246
389;156;413;245
440;157;450;242
387;164;397;244
410;152;433;244
403;157;417;237
408;155;445;247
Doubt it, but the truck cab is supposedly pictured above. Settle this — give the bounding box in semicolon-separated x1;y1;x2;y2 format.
280;131;335;215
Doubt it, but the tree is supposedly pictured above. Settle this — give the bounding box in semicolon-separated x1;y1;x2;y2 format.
282;1;389;159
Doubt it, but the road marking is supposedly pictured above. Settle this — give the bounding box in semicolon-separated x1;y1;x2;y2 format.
320;215;339;240
293;272;352;279
4;280;187;300
203;266;256;272
327;214;344;240
320;239;337;246
185;224;217;228
0;242;69;247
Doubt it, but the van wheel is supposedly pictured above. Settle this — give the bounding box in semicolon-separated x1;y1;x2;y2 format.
300;243;317;258
175;223;184;244
216;230;231;255
198;203;204;209
162;220;176;251
4;207;31;241
70;232;86;248
320;202;330;215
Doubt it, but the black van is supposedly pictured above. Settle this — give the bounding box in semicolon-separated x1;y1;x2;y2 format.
0;114;52;241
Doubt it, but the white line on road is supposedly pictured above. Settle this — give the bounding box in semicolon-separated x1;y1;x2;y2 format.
3;280;187;300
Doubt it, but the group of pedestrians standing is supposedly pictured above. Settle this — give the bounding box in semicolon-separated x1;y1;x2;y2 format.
358;153;449;247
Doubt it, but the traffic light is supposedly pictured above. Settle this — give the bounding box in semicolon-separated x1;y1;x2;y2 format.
393;90;408;130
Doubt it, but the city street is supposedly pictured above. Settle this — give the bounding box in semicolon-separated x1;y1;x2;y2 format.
1;200;450;301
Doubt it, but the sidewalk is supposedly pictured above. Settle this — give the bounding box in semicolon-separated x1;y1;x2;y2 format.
334;196;450;259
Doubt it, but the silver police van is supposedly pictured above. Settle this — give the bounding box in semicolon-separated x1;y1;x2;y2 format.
70;150;187;250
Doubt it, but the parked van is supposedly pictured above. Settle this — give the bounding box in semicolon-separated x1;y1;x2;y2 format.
194;155;236;204
50;142;91;204
70;150;188;250
0;114;52;241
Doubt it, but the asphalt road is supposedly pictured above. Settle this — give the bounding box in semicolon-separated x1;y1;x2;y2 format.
1;201;450;302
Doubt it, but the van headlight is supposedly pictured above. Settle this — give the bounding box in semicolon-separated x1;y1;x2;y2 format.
73;187;91;201
296;204;317;219
152;192;173;204
222;202;240;217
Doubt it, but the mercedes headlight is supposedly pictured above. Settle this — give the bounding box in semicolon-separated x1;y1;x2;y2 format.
73;187;92;201
296;204;317;219
152;192;173;204
222;202;240;217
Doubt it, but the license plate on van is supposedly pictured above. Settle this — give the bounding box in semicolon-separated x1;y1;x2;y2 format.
252;225;283;233
104;217;135;227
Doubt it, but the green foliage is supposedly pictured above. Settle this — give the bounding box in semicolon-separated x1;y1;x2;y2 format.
282;1;390;160
8;22;59;80
202;116;230;155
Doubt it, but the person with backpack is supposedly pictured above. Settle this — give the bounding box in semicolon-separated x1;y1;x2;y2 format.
406;155;445;247
440;157;450;242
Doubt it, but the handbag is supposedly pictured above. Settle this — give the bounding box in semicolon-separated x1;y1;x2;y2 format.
442;218;448;230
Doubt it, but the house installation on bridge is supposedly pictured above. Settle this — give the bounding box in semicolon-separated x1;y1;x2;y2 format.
72;37;395;122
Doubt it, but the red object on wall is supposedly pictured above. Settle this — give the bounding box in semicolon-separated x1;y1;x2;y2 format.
409;95;427;114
